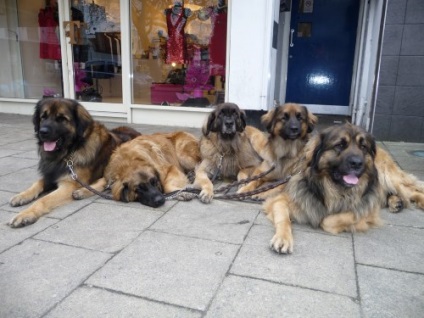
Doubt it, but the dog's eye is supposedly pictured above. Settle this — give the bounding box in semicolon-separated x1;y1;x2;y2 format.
40;113;48;120
56;116;68;123
296;113;302;120
360;143;368;151
138;184;148;191
283;113;290;120
150;178;159;187
334;140;347;151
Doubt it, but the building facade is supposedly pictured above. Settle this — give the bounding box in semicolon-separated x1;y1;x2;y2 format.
0;0;423;141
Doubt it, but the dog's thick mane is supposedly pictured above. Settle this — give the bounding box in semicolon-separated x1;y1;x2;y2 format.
284;129;382;228
202;131;252;178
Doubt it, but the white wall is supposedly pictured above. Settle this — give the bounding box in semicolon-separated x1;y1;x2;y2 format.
227;0;275;110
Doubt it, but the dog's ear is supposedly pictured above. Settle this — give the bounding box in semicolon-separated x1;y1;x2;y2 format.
73;101;94;139
304;133;323;170
202;110;217;136
366;133;377;159
120;182;130;202
261;107;277;133
32;100;43;133
303;106;318;133
155;171;163;193
236;109;247;132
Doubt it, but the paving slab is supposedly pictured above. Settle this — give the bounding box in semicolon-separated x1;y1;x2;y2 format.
45;286;202;318
95;196;179;213
1;138;38;151
34;202;163;253
205;275;360;318
0;167;40;193
11;149;39;160
357;265;424;318
87;230;239;311
0;190;13;206
354;225;424;274
231;224;357;298
0;156;37;176
381;208;424;228
0;239;111;318
151;199;259;244
0;210;58;253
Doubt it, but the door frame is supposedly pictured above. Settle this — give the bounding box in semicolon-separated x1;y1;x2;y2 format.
274;0;387;121
57;0;128;119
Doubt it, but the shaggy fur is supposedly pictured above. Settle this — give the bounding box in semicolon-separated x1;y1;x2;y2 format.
193;103;267;203
263;123;383;253
9;98;140;227
375;147;424;212
238;103;318;196
73;131;201;208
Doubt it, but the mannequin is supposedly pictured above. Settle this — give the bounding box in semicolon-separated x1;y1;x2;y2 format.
164;0;192;64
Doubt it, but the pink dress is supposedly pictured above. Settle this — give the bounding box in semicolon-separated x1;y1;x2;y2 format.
165;9;188;64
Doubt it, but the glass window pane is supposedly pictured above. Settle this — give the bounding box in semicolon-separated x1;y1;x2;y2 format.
71;0;122;103
0;0;63;99
131;0;227;107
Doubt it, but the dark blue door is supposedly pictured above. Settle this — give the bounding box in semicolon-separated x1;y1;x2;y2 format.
285;0;360;107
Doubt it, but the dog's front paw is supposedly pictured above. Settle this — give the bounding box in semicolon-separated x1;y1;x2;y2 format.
199;189;213;203
270;233;293;254
388;195;404;213
8;212;38;228
9;194;33;207
237;184;254;194
72;189;88;200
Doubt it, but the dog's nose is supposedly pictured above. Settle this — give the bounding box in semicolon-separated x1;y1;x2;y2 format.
290;126;299;133
348;155;363;170
39;126;51;137
152;194;165;207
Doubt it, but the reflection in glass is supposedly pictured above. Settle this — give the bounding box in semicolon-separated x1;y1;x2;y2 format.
70;0;122;103
0;0;63;99
131;0;227;107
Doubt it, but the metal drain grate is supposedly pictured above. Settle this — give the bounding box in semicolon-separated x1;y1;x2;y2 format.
409;150;424;158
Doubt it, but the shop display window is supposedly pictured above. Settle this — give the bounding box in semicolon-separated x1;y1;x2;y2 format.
0;0;64;99
131;0;227;107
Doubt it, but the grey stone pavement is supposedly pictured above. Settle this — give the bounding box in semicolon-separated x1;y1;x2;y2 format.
0;112;423;318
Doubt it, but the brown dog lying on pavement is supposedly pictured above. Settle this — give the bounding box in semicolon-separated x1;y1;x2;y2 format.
73;131;201;208
263;123;383;253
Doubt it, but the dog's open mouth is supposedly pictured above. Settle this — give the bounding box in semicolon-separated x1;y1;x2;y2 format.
43;139;61;152
332;171;361;187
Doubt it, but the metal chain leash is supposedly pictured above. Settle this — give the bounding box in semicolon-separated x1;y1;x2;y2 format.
66;154;287;203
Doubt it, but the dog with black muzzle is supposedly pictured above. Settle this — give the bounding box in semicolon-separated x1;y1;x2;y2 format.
192;103;268;203
8;98;140;227
73;131;201;208
263;123;383;254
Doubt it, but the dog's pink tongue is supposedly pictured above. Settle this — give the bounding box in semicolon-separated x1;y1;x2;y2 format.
343;174;359;185
43;141;57;152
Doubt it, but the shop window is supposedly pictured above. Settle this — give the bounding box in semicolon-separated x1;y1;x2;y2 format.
131;0;227;107
0;0;64;99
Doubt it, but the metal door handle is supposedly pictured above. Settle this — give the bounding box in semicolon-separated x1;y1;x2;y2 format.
290;29;295;47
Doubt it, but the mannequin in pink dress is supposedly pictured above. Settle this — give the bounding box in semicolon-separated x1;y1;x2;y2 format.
164;1;192;64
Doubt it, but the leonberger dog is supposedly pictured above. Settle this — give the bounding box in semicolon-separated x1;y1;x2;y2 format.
193;103;267;203
238;103;318;195
375;147;424;212
73;131;201;208
263;123;383;254
8;98;140;228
